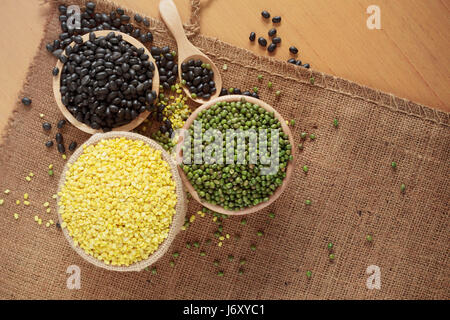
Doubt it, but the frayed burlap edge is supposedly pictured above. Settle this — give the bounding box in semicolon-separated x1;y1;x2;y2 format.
56;132;187;272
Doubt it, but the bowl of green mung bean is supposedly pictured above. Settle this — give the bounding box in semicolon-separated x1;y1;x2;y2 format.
177;95;294;215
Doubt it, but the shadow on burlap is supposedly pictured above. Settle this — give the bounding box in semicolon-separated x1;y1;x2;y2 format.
0;0;448;299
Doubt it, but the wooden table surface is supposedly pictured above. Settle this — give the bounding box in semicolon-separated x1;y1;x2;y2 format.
1;0;449;135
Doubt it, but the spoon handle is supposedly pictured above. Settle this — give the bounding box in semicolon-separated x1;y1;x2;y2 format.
159;0;192;53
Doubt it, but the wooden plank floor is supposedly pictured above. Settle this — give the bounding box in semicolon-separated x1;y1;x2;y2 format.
1;0;449;135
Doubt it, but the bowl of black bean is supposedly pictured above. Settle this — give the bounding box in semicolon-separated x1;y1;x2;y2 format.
53;30;159;134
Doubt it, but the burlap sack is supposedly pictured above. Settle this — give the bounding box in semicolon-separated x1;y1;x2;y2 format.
56;132;186;272
0;0;448;299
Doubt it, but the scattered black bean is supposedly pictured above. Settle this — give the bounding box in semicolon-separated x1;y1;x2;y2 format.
68;141;77;151
143;18;150;27
289;46;298;54
21;97;32;106
59;31;157;131
272;36;281;44
261;10;270;19
57;119;66;129
287;58;310;69
57;143;65;154
42;122;52;131
272;16;281;23
45;141;54;148
181;59;216;100
267;43;277;53
268;28;277;37
55;133;63;144
258;37;267;47
52;67;59;76
249;32;256;41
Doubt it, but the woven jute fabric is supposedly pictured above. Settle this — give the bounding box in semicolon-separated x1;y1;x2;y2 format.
56;131;186;272
0;0;449;299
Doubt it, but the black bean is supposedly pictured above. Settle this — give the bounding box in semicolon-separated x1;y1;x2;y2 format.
272;16;281;23
45;141;54;148
268;43;277;53
261;10;270;19
21;97;31;106
68;141;77;151
134;14;143;23
143;18;150;27
42;122;52;131
272;37;281;44
86;2;96;10
55;133;63;144
268;28;277;37
303;63;310;69
289;46;298;54
287;58;296;64
57;143;65;154
258;37;267;47
52;67;59;76
57;119;67;129
249;32;256;41
295;60;302;66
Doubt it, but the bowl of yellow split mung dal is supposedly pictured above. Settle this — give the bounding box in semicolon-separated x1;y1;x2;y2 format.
57;132;186;272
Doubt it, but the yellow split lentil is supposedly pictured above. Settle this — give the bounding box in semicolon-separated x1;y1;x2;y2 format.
0;199;4;205
58;137;177;266
14;213;19;220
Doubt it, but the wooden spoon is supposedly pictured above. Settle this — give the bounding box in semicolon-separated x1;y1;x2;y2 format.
159;0;222;103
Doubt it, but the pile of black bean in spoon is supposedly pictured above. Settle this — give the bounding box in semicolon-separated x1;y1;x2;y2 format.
180;59;216;100
58;31;157;131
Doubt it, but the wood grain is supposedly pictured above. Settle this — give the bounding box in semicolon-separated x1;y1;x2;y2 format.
1;0;449;135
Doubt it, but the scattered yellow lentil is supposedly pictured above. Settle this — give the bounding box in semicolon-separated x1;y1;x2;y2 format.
218;242;223;247
24;193;29;200
46;208;51;213
49;164;53;170
24;201;30;206
212;216;217;222
15;200;20;205
25;176;31;182
52;194;58;199
14;213;19;220
59;137;177;266
219;236;225;241
43;202;50;207
29;172;34;177
0;199;4;205
225;233;230;239
4;189;11;194
38;219;42;225
189;215;196;223
34;215;39;222
39;113;44;118
45;222;50;227
49;219;54;225
62;154;67;160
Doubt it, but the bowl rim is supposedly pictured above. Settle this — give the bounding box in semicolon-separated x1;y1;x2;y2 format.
52;30;159;135
176;94;295;215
